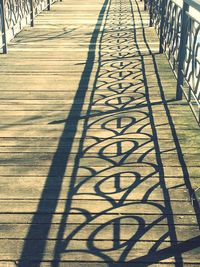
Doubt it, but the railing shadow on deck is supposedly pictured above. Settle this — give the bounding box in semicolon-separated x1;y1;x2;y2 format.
17;0;110;265
0;0;62;53
18;0;200;266
145;0;200;124
13;27;77;43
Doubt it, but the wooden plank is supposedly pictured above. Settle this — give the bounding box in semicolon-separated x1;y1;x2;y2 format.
0;239;199;263
0;199;196;214
0;152;199;167
0;176;192;200
0;262;198;267
0;224;199;241
0;213;198;225
0;165;198;177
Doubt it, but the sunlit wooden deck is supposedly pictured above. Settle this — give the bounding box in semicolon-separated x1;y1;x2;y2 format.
0;0;200;266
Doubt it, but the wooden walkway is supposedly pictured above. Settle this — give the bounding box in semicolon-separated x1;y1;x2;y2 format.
0;0;200;266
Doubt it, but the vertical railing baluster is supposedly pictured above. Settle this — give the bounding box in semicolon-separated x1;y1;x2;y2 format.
47;0;51;11
149;0;153;27
159;0;166;53
199;108;200;125
144;0;147;11
0;0;60;54
176;1;189;100
0;0;7;54
30;0;34;27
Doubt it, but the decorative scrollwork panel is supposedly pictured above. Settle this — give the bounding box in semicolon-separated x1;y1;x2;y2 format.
151;0;162;32
4;0;31;30
163;0;182;72
148;0;200;122
0;0;55;51
183;15;200;109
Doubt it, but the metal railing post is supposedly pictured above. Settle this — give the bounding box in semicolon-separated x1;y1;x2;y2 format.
149;0;153;27
47;0;51;10
0;0;7;54
144;0;147;11
176;1;189;100
159;0;166;53
30;0;34;27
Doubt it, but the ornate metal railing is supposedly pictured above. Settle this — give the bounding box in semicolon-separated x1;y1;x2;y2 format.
145;0;200;124
0;0;58;53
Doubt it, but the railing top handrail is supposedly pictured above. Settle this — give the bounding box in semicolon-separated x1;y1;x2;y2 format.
184;0;200;11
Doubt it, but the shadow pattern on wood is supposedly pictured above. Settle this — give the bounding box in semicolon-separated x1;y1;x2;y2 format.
18;0;200;265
